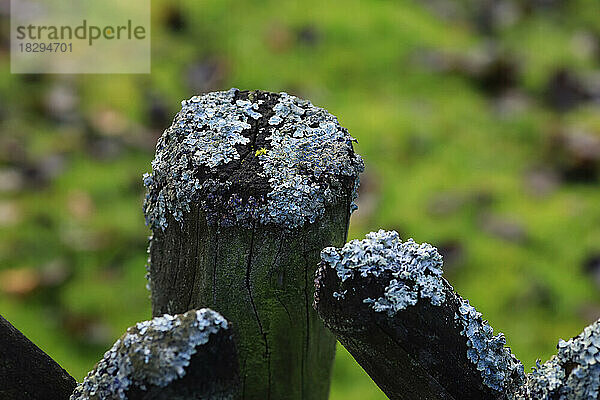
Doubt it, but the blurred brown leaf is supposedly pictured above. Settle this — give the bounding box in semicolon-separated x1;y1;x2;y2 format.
0;267;40;297
0;201;22;227
265;22;293;53
67;190;95;220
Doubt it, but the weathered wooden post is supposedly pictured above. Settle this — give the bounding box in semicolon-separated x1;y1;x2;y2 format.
143;89;364;399
314;230;525;400
70;308;239;400
0;314;77;400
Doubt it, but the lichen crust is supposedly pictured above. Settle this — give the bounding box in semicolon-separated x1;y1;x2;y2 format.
70;308;228;400
455;298;525;393
320;229;446;315
515;319;600;399
143;88;364;230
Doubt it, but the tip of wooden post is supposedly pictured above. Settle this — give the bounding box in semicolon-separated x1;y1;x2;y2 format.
319;229;446;314
70;309;229;400
143;88;364;230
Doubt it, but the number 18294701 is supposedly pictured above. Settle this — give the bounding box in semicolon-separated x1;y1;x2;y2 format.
18;42;73;53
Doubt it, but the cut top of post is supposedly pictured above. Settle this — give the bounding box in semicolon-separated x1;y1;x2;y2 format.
320;230;446;314
143;89;364;230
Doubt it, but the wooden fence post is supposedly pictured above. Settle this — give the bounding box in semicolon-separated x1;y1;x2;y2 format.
0;314;77;400
314;230;525;400
70;308;239;400
143;89;364;399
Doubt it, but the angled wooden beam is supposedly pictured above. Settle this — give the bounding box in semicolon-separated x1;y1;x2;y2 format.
314;230;525;400
0;314;77;400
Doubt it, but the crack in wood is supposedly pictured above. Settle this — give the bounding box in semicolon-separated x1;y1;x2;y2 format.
212;232;219;307
244;224;271;400
186;205;201;310
301;230;311;399
271;237;293;324
171;230;184;314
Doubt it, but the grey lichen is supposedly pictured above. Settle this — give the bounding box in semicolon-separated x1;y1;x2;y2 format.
320;229;445;316
143;89;363;230
515;319;600;399
70;309;228;400
144;235;152;292
332;290;347;300
258;92;363;226
454;298;525;393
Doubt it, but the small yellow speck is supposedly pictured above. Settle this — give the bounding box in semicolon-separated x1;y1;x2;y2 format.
255;148;267;156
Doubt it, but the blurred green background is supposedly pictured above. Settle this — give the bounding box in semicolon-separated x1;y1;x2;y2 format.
1;0;600;398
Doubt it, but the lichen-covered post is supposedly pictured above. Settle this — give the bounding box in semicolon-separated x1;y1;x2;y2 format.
0;314;77;400
70;308;239;400
314;230;525;400
143;89;363;399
